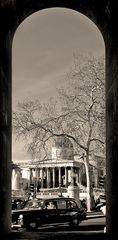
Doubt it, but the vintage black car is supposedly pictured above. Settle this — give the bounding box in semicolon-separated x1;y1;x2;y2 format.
12;197;87;231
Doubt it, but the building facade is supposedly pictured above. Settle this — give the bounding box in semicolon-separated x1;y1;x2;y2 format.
12;137;105;200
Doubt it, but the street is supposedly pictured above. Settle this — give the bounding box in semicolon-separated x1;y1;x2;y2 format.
12;214;105;233
37;216;105;232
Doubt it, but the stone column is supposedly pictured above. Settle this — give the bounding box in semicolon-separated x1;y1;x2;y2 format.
65;167;68;187
35;168;38;191
30;168;33;184
32;168;37;180
36;168;39;181
0;23;12;234
53;167;55;188
77;167;79;184
59;167;61;187
71;167;74;186
67;185;79;201
40;168;44;188
12;169;21;190
47;168;50;188
38;168;41;180
106;32;118;236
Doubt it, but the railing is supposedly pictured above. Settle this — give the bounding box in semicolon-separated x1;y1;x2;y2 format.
12;186;105;200
36;187;68;197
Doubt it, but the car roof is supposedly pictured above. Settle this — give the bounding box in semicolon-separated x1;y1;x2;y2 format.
35;197;78;202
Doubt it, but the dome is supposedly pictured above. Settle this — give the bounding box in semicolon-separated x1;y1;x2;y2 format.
53;136;73;148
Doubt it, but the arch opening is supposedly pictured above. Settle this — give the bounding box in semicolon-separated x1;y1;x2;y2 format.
12;6;106;234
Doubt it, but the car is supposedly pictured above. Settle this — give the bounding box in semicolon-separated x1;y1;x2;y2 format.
100;205;106;215
12;198;26;210
12;197;87;231
100;205;106;233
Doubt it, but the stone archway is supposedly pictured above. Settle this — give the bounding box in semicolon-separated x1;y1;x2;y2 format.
0;0;118;239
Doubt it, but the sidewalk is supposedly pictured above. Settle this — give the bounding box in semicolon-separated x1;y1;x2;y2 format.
86;211;105;219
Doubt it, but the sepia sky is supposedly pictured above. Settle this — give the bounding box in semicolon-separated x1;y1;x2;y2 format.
12;7;105;161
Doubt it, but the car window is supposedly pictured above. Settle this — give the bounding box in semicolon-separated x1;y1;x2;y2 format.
66;200;78;209
45;201;57;209
24;200;43;209
57;200;66;209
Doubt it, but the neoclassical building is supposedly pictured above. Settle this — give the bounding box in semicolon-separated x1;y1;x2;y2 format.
12;136;105;200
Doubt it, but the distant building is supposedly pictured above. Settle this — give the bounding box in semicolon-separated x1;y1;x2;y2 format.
12;136;105;199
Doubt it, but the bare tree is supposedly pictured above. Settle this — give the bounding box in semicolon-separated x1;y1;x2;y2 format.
13;54;105;211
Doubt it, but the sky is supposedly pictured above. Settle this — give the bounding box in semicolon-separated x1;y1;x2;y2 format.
12;7;105;161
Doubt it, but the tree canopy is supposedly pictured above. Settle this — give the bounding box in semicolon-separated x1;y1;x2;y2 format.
13;54;105;160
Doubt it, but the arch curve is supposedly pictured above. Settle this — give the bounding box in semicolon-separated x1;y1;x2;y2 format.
10;0;106;41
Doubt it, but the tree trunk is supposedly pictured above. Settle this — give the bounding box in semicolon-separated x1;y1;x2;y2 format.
84;154;94;211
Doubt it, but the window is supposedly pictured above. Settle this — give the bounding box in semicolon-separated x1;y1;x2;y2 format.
45;201;56;209
24;199;43;209
66;200;77;209
57;200;66;209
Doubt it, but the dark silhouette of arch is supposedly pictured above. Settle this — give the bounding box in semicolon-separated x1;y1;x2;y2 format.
0;1;118;239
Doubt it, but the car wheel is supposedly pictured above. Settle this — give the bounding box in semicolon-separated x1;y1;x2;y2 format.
70;217;79;227
25;220;38;231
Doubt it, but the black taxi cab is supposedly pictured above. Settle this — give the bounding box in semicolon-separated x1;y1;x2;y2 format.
12;197;87;231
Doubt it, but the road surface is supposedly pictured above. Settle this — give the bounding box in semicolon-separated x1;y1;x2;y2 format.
12;213;105;233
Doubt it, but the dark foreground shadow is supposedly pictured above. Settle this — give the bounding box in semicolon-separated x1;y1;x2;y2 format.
9;231;107;240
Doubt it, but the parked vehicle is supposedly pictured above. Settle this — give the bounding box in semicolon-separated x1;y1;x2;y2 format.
100;205;106;215
12;198;26;210
100;204;106;233
94;196;106;212
12;197;87;231
94;201;106;212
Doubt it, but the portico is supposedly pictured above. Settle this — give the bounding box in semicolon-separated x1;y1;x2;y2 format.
15;158;80;191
